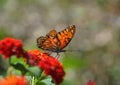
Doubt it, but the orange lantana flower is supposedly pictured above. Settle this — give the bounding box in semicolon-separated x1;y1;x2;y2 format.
0;75;29;85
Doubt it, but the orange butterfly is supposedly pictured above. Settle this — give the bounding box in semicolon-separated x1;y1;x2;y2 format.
37;25;76;54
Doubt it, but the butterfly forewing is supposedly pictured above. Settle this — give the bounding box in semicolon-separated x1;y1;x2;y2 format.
57;25;76;49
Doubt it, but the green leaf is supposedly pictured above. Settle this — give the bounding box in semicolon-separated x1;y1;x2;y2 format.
27;66;42;78
38;77;55;85
11;62;28;75
0;57;8;76
10;56;27;65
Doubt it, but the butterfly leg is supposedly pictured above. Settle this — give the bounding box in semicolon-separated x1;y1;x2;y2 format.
45;51;52;55
55;53;60;59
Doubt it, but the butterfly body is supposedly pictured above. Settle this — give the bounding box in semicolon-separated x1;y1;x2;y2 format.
37;25;76;54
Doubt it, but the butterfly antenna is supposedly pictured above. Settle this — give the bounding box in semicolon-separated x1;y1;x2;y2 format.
65;50;83;52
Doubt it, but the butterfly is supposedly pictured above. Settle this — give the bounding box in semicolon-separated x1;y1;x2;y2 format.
37;25;76;55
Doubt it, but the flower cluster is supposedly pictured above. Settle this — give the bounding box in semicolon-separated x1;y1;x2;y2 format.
27;49;48;66
87;80;96;85
0;37;25;58
0;37;98;85
27;49;65;85
0;75;29;85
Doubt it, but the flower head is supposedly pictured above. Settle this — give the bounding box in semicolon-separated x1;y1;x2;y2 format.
27;49;65;85
38;56;65;85
0;75;29;85
87;80;96;85
0;37;25;58
27;49;48;65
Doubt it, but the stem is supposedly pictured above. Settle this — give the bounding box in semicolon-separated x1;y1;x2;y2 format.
8;57;12;65
31;76;35;85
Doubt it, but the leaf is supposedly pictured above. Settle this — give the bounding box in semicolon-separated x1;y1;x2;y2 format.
0;57;8;76
38;77;55;85
11;63;28;75
27;66;42;78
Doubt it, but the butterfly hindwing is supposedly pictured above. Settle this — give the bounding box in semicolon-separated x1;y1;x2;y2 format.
37;36;46;48
37;29;59;51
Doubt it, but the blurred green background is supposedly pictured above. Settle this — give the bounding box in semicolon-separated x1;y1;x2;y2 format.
0;0;120;85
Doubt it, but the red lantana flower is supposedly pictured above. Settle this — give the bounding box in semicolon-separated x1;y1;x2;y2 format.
87;80;96;85
0;37;26;58
27;49;65;85
0;75;29;85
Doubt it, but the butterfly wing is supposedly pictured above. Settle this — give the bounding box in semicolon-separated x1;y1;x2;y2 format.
37;29;59;51
57;25;76;50
37;25;76;52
